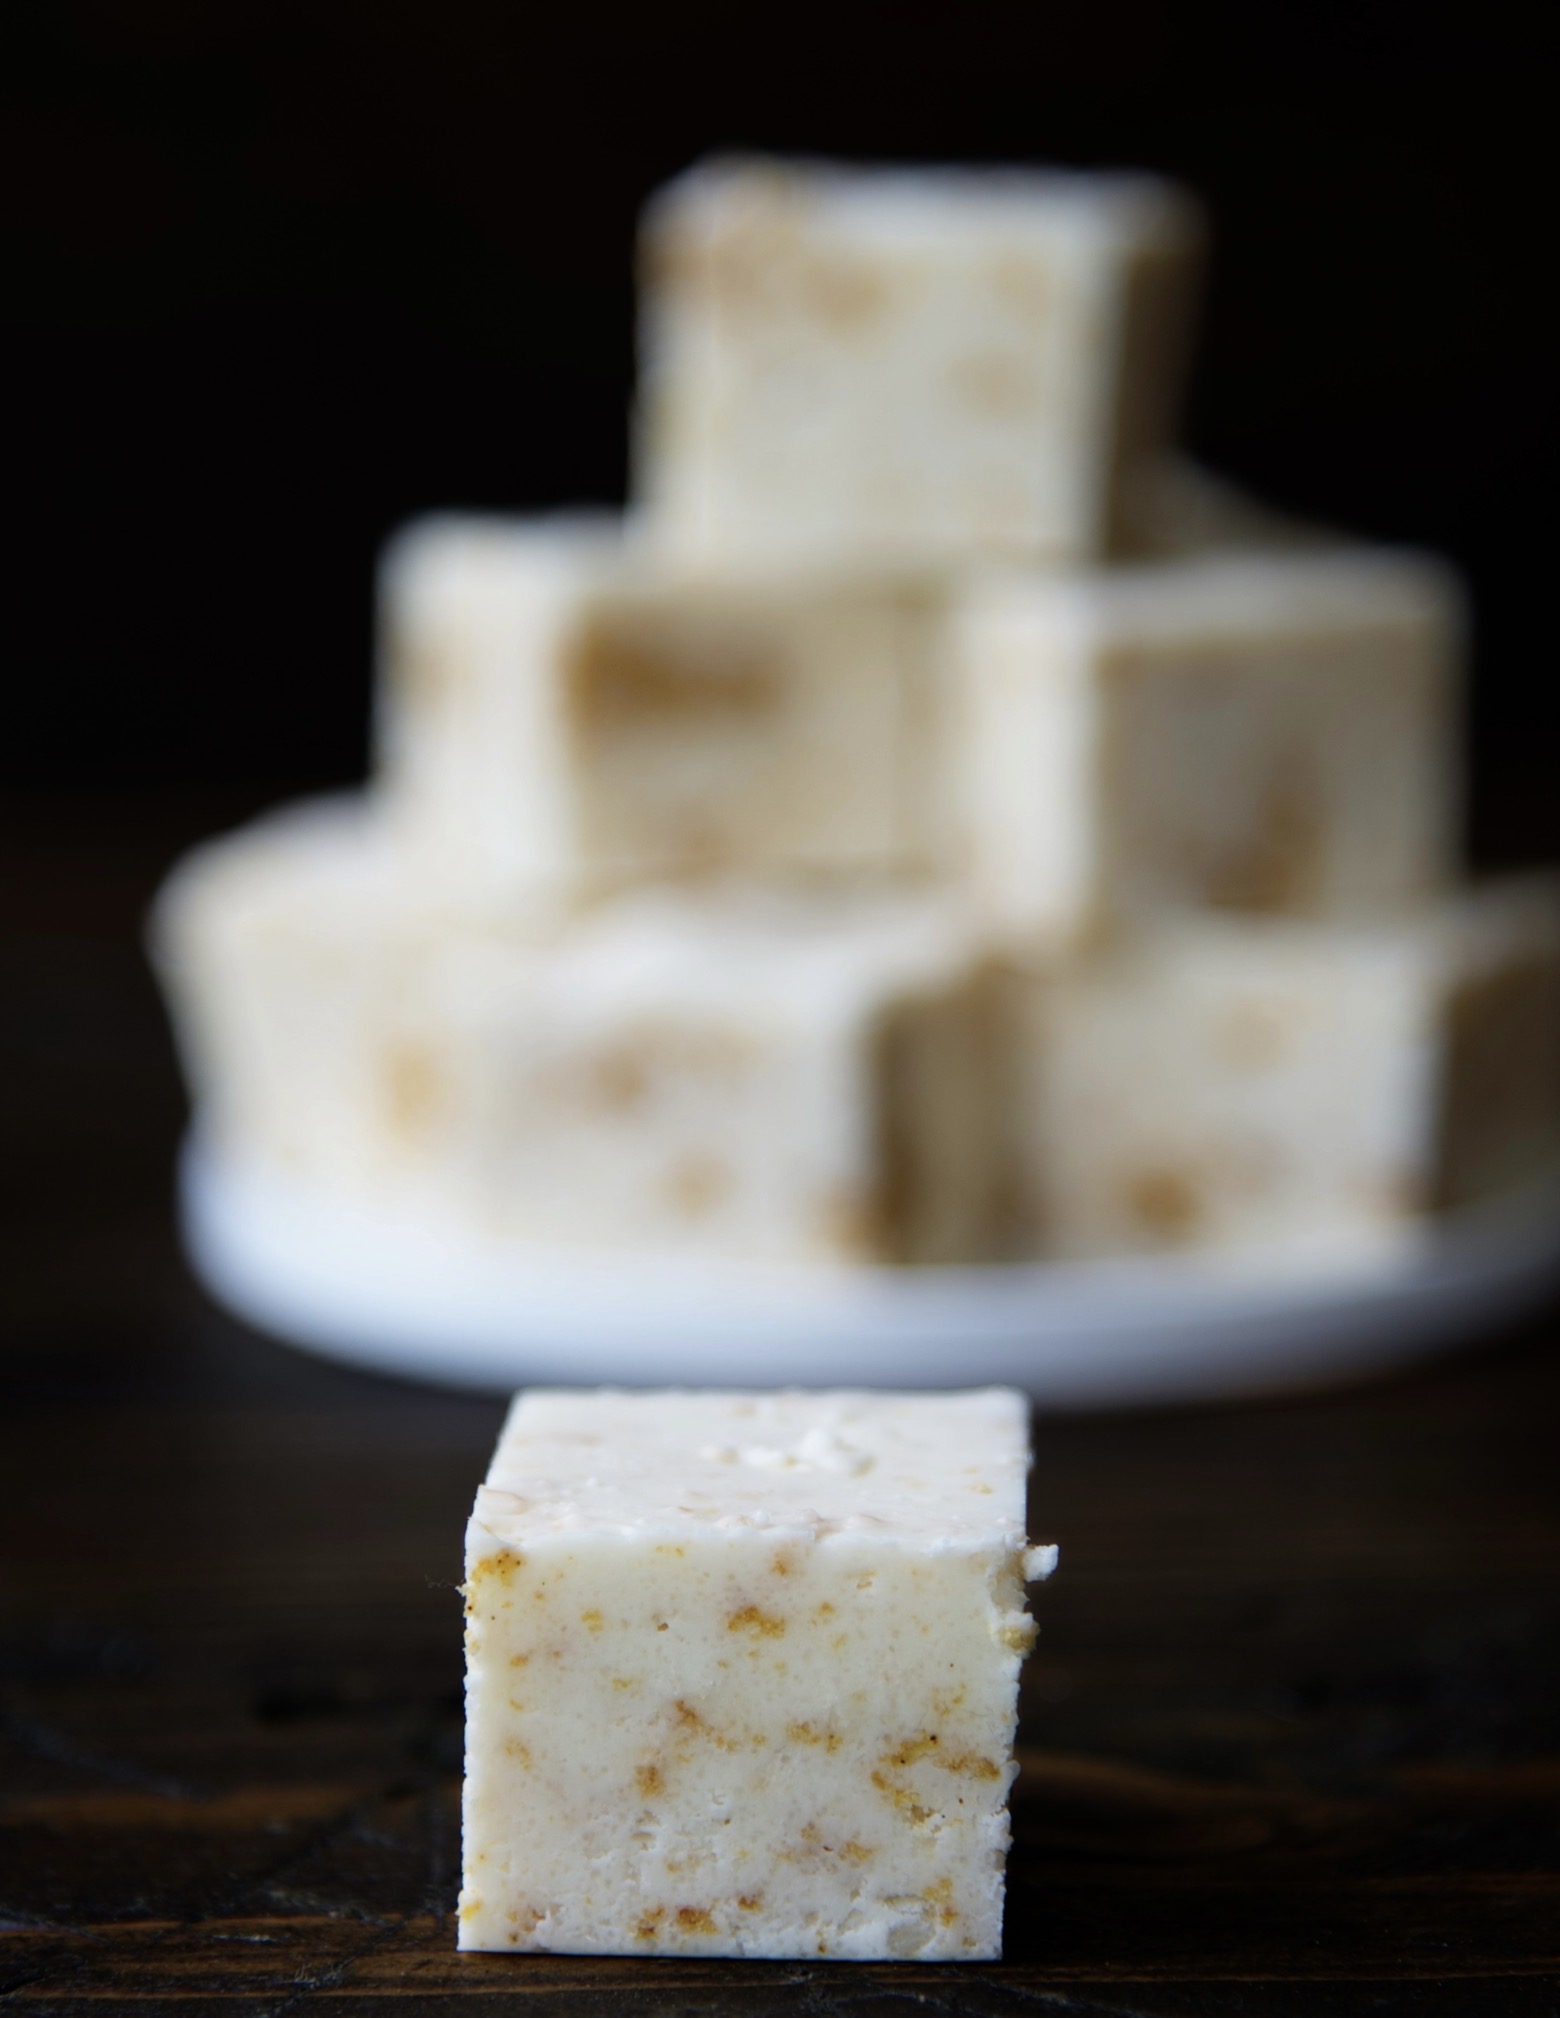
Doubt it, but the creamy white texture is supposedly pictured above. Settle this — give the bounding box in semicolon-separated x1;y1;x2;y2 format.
1004;878;1560;1262
635;155;1204;568
151;805;1003;1267
956;544;1464;944
460;1387;1051;1960
475;1387;1033;1547
374;512;954;906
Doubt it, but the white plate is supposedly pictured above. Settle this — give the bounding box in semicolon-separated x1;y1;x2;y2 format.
179;1137;1560;1408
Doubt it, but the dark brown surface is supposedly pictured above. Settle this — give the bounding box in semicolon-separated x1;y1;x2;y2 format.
4;796;1560;2014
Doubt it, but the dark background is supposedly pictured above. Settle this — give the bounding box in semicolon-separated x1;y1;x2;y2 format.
4;0;1557;862
6;14;1560;2003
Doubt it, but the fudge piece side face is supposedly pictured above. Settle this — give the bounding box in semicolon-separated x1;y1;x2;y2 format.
459;1389;1041;1960
634;156;1203;567
374;515;608;896
955;579;1101;944
1102;236;1208;552
1432;878;1560;1209
870;959;1013;1264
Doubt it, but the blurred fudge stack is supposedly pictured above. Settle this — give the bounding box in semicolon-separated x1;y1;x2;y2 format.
154;156;1560;1273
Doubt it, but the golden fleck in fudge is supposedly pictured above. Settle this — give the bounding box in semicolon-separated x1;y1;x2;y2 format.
374;513;952;905
150;802;1004;1265
1002;878;1560;1261
635;155;1204;568
954;545;1463;943
459;1387;1056;1959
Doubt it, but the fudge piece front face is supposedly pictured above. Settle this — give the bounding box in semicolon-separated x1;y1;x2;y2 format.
635;156;1203;568
958;547;1463;943
422;892;1004;1266
460;1389;1047;1960
1005;878;1560;1262
375;514;949;903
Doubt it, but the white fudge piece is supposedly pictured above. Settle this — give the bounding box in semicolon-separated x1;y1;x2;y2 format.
150;803;1001;1266
460;1387;1054;1959
374;513;950;904
148;797;491;1199
1004;878;1560;1262
955;545;1463;943
414;890;1002;1266
635;155;1204;568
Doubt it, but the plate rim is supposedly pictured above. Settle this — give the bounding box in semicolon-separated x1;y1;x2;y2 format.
178;1134;1560;1406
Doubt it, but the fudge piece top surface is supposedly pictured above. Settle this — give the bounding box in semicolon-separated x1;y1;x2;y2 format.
471;1387;1034;1553
149;795;565;958
153;802;982;1019
150;796;404;961
645;153;1202;256
965;544;1465;646
380;507;942;602
479;885;979;1013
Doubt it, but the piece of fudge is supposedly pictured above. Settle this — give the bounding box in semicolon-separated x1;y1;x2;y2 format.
150;800;1003;1266
147;797;475;1201
954;545;1464;943
634;155;1204;568
460;1386;1055;1959
374;513;951;904
1002;877;1560;1262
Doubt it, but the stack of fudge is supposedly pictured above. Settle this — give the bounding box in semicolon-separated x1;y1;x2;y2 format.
154;156;1560;1278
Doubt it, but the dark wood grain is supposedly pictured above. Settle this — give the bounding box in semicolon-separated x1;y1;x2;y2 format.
3;795;1560;2013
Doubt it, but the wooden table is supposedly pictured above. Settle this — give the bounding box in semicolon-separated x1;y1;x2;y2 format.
4;795;1560;2013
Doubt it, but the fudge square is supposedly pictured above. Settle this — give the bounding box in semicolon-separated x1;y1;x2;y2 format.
1003;877;1560;1263
151;801;1003;1266
634;155;1204;568
374;513;950;906
403;887;1002;1266
954;545;1464;943
459;1387;1055;1960
147;797;465;1202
